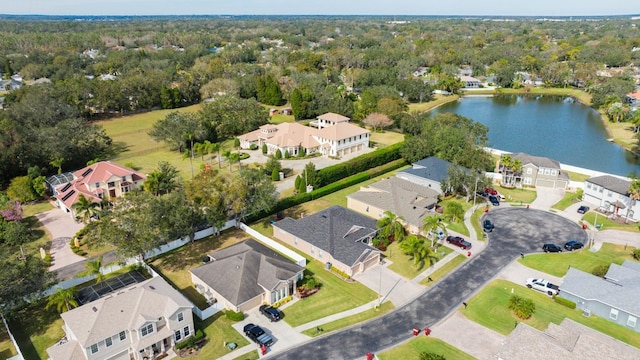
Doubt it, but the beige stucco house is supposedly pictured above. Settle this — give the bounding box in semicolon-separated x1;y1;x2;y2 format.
46;276;194;360
500;152;568;189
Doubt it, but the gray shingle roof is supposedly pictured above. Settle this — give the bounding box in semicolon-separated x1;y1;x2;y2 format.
399;157;457;183
190;239;303;307
586;175;631;195
274;206;379;267
560;262;640;317
347;177;438;228
510;152;560;169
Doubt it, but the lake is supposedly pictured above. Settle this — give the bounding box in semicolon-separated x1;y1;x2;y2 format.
429;95;640;177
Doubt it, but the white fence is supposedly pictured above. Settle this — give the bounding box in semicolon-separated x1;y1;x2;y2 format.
192;303;225;320
2;313;24;360
238;222;306;267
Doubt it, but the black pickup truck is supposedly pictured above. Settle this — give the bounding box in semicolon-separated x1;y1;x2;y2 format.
243;323;273;347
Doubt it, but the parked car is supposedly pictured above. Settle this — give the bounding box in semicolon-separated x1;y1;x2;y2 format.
243;323;273;347
485;187;498;196
526;278;559;296
577;205;590;214
259;305;282;322
564;240;584;251
446;235;472;250
483;219;494;232
542;244;562;253
489;195;500;206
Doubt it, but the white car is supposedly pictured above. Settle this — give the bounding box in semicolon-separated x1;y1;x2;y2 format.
525;278;559;296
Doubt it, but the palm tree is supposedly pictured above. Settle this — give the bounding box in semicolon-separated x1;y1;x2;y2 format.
376;211;407;244
50;157;64;175
422;214;447;247
400;235;439;269
82;255;104;283
228;152;241;171
444;202;465;223
46;286;78;313
72;194;100;224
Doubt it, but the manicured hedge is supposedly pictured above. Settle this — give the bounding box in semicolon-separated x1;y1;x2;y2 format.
554;296;576;309
225;310;244;321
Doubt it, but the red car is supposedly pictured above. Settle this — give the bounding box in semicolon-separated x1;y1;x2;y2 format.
485;187;498;195
446;235;472;250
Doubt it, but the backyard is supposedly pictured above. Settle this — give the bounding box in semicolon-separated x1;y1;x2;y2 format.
9;301;65;360
464;279;640;347
0;327;17;360
519;243;638;277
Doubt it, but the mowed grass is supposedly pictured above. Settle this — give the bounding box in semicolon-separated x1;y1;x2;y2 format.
0;327;17;360
552;190;582;211
232;350;260;360
190;313;250;360
471;206;487;241
581;212;640;233
385;242;452;279
519;243;637;277
420;254;467;286
9;302;65;360
148;228;249;309
96;104;203;137
440;197;473;236
283;260;378;327
378;336;474;360
369;130;404;147
464;279;640;347
408;94;461;113
301;301;394;337
566;170;590;182
496;186;537;204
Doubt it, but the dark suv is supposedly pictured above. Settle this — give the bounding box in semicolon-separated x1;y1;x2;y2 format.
564;240;584;251
446;235;472;250
259;305;282;322
489;195;500;206
542;244;562;253
483;219;494;232
243;323;273;347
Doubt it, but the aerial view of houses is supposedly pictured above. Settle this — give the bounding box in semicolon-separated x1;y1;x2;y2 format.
1;7;640;360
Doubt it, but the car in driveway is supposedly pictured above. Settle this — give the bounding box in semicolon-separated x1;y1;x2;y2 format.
489;195;500;206
483;219;494;232
259;305;282;322
564;240;584;251
446;235;472;250
542;244;562;253
526;278;559;296
577;205;590;214
485;187;498;196
243;323;273;347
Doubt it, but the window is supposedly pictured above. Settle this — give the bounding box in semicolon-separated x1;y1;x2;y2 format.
174;329;182;342
105;337;113;348
184;326;190;337
119;331;126;341
587;183;591;189
607;191;612;197
177;312;184;322
108;181;115;188
551;170;557;176
538;168;544;175
95;182;100;188
141;324;154;337
599;186;603;193
526;168;532;175
610;308;619;320
523;177;533;185
628;315;637;328
544;169;550;175
122;176;127;181
90;344;99;354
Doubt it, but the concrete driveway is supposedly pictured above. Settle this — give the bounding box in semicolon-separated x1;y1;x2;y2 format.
36;209;86;271
530;187;565;209
353;263;424;307
268;208;586;360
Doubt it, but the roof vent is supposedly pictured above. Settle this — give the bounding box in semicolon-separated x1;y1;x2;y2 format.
92;306;98;312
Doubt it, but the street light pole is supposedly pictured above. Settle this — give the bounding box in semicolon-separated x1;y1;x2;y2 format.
473;176;479;208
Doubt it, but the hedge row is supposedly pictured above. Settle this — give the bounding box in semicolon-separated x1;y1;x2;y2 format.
316;142;404;187
553;296;576;309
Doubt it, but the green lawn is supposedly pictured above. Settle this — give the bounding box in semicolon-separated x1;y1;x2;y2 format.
582;212;640;233
440;197;473;236
464;279;640;347
9;301;65;360
232;350;260;360
369;130;405;147
407;94;461;113
0;327;17;360
566;170;590;182
301;301;394;337
519;243;637;277
378;336;474;360
470;207;487;241
552;190;582;211
283;260;378;327
420;254;467;286
385;242;452;279
191;313;250;360
496;186;537;204
22;201;54;217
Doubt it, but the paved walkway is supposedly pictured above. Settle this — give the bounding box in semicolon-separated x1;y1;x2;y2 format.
353;263;424;307
36;209;86;271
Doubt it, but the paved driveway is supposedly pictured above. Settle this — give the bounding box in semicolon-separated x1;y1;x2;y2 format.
36;209;86;271
352;263;424;307
267;208;586;360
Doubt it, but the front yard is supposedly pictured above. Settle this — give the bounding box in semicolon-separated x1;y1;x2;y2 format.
495;186;537;204
464;279;640;347
519;243;637;277
378;336;474;360
581;212;640;233
384;242;453;279
190;313;250;359
301;301;394;337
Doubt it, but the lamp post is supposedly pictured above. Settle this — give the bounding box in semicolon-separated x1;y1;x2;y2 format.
472;176;480;208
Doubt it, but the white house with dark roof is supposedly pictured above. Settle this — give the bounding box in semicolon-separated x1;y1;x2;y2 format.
559;262;640;333
396;157;465;195
347;177;439;235
272;206;380;277
584;175;640;222
46;276;194;360
52;161;146;219
238;113;369;158
190;239;304;313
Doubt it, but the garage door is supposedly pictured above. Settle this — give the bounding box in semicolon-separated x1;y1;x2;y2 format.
536;179;555;188
361;254;380;272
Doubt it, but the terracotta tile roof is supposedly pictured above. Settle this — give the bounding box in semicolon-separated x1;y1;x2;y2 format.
316;122;370;141
72;161;145;184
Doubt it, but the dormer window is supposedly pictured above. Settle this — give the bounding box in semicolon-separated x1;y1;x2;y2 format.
141;323;154;337
177;312;184;322
90;343;99;354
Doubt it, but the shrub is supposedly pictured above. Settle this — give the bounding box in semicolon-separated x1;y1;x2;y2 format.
284;150;290;159
329;265;351;279
262;143;267;155
249;144;259;150
420;353;446;360
633;249;640;261
194;329;205;341
554;296;576;309
507;295;535;319
298;148;306;158
272;295;292;308
225;310;244;321
233;138;240;148
275;149;282;159
591;264;610;278
271;168;279;181
124;162;141;170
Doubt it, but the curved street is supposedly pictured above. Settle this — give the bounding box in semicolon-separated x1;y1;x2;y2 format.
268;208;587;360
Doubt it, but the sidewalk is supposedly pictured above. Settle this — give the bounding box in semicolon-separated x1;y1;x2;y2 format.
411;252;459;284
293;299;380;332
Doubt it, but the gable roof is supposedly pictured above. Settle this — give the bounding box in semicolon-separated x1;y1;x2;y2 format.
560;262;640;317
509;152;560;170
274;206;379;267
399;157;460;183
316;122;370;141
190;239;303;307
60;276;193;347
347;177;438;228
586;175;631;195
317;112;350;123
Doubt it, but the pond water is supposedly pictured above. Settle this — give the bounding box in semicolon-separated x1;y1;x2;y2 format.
430;95;640;177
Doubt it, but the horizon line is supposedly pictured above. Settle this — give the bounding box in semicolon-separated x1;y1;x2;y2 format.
1;13;639;18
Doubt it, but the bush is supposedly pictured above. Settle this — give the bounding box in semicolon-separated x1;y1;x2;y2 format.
554;296;576;309
249;144;259;150
298;148;306;158
194;329;205;341
330;265;351;280
225;310;244;321
271;168;279;181
272;295;292;308
633;249;640;261
507;295;535;319
262;143;267;155
591;264;610;278
420;353;446;360
284;150;290;159
275;149;282;159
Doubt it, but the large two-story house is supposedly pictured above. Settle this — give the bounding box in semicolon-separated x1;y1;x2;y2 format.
46;276;195;360
52;161;146;218
238;113;370;158
583;175;640;222
500;152;568;189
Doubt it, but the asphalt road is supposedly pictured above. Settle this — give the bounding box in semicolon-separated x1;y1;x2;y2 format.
267;208;587;360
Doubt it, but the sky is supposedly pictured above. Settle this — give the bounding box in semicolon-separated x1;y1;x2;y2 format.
3;0;640;17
